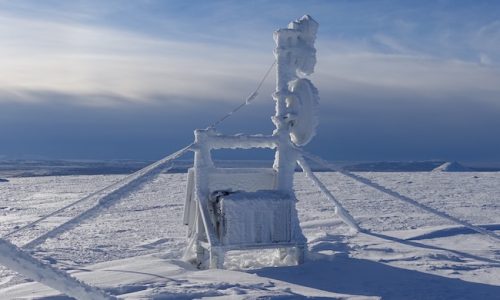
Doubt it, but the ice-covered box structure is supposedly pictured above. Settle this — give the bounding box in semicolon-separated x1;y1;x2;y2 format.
212;190;293;246
182;128;307;268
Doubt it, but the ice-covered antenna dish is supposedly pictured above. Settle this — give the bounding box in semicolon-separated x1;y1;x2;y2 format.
286;77;319;146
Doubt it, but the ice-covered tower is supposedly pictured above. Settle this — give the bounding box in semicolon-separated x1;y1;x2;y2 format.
183;15;319;269
273;15;319;193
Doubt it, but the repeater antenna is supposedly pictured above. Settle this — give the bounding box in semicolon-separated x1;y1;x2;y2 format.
272;15;320;192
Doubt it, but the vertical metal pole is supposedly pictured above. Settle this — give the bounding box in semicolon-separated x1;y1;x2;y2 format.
192;129;215;267
273;32;297;194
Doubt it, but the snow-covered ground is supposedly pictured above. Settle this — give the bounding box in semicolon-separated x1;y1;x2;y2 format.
0;171;499;299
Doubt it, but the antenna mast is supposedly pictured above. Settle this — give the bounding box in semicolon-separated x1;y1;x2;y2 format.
272;15;319;192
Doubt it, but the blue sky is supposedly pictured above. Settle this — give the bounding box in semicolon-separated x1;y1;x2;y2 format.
0;0;499;162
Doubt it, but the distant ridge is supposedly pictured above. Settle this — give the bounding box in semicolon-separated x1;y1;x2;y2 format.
432;161;470;172
1;160;499;177
343;161;445;172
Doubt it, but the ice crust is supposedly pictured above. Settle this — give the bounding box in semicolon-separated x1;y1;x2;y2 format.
217;190;293;245
274;15;319;77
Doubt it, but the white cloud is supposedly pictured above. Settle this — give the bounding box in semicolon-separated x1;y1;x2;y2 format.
316;40;500;103
371;33;415;54
479;53;492;65
1;11;499;109
0;14;273;105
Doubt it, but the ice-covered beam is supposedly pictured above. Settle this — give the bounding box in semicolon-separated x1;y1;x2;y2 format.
193;129;278;150
297;157;360;232
0;238;115;300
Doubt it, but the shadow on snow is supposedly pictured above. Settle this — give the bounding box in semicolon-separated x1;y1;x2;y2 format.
252;255;500;300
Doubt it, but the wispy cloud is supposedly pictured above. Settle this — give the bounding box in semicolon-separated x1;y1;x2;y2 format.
1;1;499;108
316;46;500;100
0;13;274;105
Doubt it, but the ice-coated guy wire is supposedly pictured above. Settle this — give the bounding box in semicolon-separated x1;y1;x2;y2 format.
207;60;276;129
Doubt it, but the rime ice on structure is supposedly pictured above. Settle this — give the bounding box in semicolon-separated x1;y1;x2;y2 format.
273;15;319;193
183;15;319;269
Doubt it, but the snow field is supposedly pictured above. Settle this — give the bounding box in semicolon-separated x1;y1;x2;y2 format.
0;171;499;299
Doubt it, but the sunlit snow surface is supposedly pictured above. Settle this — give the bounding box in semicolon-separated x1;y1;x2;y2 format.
0;172;499;299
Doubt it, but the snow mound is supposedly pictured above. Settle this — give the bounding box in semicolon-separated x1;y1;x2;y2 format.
432;161;470;172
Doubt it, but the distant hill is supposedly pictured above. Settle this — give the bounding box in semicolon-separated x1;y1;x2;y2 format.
343;161;446;172
432;161;471;172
